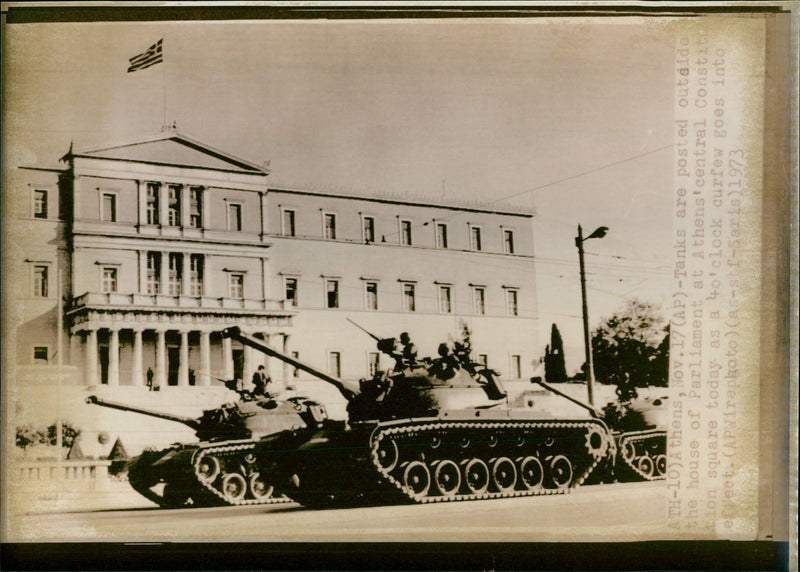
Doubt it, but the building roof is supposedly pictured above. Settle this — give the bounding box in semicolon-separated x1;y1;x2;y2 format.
64;129;271;175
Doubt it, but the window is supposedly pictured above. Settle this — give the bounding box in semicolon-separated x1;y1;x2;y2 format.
33;346;49;364
478;354;488;368
33;265;48;297
472;286;485;315
284;277;298;307
365;281;378;310
228;273;244;298
146;183;160;225
146;252;160;294
291;351;300;378
503;229;515;254
326;279;339;309
324;213;336;240
168;253;183;296
328;351;341;378
436;223;448;248
167;185;181;226
227;203;242;231
101;193;117;222
470;226;482;251
189;254;203;296
362;216;375;243
510;355;522;379
189;187;203;228
402;283;416;312
33;190;48;219
368;352;380;377
438;285;452;313
400;219;412;245
102;267;118;293
506;289;519;316
282;209;296;236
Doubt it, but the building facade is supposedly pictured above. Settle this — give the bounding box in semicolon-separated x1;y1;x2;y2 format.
13;130;538;409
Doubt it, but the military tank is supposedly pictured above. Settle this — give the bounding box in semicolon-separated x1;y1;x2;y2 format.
221;325;618;508
85;388;329;508
529;380;667;483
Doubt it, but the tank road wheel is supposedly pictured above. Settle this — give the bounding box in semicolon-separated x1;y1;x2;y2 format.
432;460;461;497
248;473;274;500
638;455;655;478
195;455;221;484
402;461;431;499
461;458;490;495
655;454;667;477
458;435;471;449
487;434;499;448
518;456;544;490
622;441;636;462
376;438;400;472
490;457;517;493
548;455;573;489
220;473;247;502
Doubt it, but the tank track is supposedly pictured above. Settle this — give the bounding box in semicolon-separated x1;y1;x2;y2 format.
191;441;292;506
616;429;667;481
367;419;615;504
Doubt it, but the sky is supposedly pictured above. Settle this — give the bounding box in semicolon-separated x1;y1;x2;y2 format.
5;17;675;372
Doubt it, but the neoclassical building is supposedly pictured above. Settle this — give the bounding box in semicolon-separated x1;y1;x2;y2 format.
14;129;538;405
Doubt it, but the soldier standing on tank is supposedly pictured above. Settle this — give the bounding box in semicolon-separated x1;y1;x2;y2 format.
399;332;418;368
430;343;460;380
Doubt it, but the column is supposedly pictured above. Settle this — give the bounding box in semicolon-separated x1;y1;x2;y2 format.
69;333;81;367
201;188;210;230
261;258;269;300
160;251;170;295
108;327;120;386
262;333;271;377
85;329;98;386
131;328;144;387
181;184;190;230
182;252;191;296
222;336;233;380
158;183;168;228
156;328;167;389
136;180;146;229
282;333;290;388
137;250;147;294
243;334;254;390
199;330;211;386
178;330;189;386
259;191;269;239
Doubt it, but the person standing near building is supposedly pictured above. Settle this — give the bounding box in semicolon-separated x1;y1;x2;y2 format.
251;365;270;397
146;367;154;391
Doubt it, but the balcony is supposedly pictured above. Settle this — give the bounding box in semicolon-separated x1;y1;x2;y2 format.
69;292;293;313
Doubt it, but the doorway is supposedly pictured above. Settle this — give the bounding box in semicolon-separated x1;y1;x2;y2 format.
168;347;180;386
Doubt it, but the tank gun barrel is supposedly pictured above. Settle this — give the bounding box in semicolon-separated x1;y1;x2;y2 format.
345;318;381;342
531;379;601;418
221;327;357;401
85;395;201;430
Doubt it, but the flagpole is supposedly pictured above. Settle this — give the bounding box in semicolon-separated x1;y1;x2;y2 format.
162;36;167;129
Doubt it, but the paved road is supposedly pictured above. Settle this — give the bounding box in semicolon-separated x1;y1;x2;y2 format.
8;482;668;542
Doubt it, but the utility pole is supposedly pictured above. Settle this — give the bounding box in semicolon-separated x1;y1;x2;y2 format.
575;224;608;406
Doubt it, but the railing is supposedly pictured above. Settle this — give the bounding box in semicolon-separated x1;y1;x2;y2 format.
70;292;292;312
14;460;112;490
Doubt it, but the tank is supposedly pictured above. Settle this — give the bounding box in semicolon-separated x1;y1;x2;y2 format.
530;380;667;483
221;325;618;508
84;389;329;508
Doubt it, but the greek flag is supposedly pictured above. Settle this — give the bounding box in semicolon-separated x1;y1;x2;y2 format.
127;39;163;73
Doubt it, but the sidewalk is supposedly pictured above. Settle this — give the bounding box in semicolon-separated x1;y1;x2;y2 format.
8;480;157;515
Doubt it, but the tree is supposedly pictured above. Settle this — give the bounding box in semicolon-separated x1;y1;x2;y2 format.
15;421;81;452
544;323;568;383
15;424;43;452
44;421;82;449
591;298;668;403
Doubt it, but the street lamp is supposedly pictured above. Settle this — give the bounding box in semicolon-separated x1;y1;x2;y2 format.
575;224;609;406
